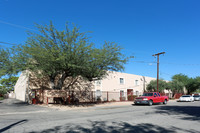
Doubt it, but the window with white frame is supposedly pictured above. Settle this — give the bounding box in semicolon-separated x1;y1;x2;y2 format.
120;78;124;84
135;80;139;86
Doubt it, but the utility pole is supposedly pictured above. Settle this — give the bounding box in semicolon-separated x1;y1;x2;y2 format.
152;52;165;92
142;76;146;92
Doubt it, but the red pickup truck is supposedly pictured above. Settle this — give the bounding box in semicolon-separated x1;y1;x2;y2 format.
134;92;169;106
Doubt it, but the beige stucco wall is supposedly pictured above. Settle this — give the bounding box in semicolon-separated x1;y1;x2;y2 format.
94;71;156;95
14;70;157;102
14;71;28;101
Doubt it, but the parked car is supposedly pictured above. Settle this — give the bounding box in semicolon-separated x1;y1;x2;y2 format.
178;95;194;102
134;92;169;106
193;95;200;101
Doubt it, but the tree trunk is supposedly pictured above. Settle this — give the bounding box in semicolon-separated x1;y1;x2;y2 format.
55;73;67;90
187;89;190;95
65;77;79;90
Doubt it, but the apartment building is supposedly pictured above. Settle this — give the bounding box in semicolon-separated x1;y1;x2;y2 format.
14;71;156;102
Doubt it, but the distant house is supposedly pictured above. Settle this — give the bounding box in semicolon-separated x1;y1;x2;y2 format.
14;71;157;103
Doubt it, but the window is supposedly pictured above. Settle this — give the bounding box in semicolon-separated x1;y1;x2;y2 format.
120;90;124;97
181;95;191;97
120;78;124;84
96;80;101;86
135;80;139;86
136;91;139;96
142;93;153;96
96;90;101;97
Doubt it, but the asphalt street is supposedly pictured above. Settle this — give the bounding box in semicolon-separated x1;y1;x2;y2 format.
0;99;200;133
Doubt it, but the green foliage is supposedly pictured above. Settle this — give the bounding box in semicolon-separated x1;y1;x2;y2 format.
172;74;189;86
0;76;18;94
168;80;184;94
195;88;200;93
0;49;13;77
0;97;3;100
172;74;200;94
0;86;7;95
186;77;200;94
128;95;137;101
0;21;129;90
146;80;168;93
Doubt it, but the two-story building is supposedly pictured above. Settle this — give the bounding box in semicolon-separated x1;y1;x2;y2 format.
14;71;156;103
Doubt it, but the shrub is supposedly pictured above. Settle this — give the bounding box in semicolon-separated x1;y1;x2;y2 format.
0;97;4;100
110;99;116;102
128;95;137;101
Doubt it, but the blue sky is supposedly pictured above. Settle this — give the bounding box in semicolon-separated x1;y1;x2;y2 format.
0;0;200;80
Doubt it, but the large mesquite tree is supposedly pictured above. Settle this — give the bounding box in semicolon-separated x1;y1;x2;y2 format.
1;22;129;90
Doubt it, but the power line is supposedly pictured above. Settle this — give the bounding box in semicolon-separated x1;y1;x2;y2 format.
160;71;174;77
0;19;37;32
133;60;200;66
0;41;18;46
161;62;200;66
133;61;156;64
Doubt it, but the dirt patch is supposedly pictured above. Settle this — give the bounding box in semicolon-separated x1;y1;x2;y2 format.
38;101;134;111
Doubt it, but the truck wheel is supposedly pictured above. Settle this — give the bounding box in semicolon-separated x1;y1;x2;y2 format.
148;100;153;106
163;99;167;105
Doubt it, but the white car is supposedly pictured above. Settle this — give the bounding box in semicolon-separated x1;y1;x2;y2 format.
193;95;200;101
178;95;194;102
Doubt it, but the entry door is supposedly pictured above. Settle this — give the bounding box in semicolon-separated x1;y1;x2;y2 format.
127;89;133;101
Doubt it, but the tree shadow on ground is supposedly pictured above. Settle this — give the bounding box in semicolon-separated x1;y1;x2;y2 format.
0;119;28;132
13;101;30;106
29;121;197;133
9;100;30;107
1;99;30;106
154;105;200;121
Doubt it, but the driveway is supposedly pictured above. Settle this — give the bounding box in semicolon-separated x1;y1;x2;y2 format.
0;99;200;133
0;99;52;116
